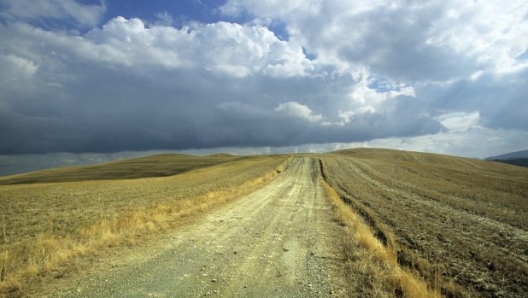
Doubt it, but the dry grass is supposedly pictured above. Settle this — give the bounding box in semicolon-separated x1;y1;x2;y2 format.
319;148;528;298
320;166;440;298
0;155;288;297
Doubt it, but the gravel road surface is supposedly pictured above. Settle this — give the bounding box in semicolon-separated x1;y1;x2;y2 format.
51;157;350;297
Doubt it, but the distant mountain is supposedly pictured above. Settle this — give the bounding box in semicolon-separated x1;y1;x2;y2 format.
486;149;528;168
486;149;528;160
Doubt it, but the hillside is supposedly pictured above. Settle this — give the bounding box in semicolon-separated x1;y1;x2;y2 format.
486;149;528;168
0;153;242;185
492;158;528;167
0;154;288;297
320;148;528;297
487;148;528;160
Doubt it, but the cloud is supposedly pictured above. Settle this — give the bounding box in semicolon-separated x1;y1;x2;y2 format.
155;11;174;26
0;54;38;77
419;68;528;131
368;127;528;159
220;0;321;19
221;0;528;80
0;0;526;160
11;16;314;77
436;111;481;132
0;0;106;27
275;101;322;123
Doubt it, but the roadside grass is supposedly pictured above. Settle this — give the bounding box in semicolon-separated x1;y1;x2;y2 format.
320;163;440;298
319;148;528;298
0;155;288;297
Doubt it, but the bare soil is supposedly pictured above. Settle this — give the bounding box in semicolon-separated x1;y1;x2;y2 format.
48;158;352;297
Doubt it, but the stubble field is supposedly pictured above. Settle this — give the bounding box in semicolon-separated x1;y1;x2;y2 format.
319;149;528;297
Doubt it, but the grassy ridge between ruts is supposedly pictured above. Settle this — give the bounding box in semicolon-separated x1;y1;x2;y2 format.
319;148;528;298
0;155;289;297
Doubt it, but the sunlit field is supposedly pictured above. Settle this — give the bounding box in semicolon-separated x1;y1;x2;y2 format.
0;154;288;296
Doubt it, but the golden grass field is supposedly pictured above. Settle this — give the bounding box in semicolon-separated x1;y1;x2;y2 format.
1;149;527;297
0;154;242;185
0;154;288;297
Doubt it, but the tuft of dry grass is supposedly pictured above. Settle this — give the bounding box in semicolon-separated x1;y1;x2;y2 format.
0;155;289;297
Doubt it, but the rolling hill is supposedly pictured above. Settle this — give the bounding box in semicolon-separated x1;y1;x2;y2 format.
486;149;528;167
487;148;528;160
0;153;242;185
0;154;288;297
320;148;528;297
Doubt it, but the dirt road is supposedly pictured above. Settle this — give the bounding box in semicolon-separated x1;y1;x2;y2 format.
51;157;350;297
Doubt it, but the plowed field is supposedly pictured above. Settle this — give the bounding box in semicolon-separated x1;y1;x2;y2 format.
320;149;528;297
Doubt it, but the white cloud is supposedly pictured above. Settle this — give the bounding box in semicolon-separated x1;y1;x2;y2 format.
275;101;322;123
155;12;174;26
377;127;528;159
320;126;528;159
349;75;416;106
0;54;38;79
425;0;528;75
0;53;42;98
210;64;251;78
262;45;315;77
222;0;528;80
7;17;315;78
194;22;315;77
220;0;321;19
337;107;375;125
0;0;106;27
436;111;481;132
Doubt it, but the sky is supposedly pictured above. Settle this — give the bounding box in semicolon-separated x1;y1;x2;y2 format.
1;0;528;175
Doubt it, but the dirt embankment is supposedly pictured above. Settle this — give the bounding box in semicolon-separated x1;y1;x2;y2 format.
49;158;352;297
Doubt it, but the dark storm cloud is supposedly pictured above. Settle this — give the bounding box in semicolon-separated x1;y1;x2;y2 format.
0;63;443;154
200;95;443;148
